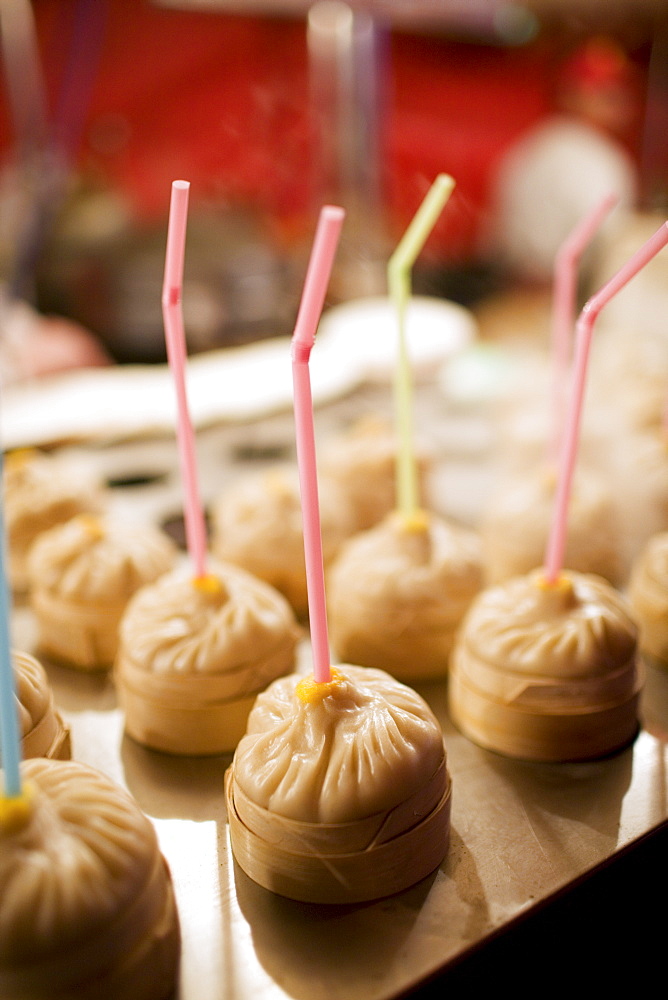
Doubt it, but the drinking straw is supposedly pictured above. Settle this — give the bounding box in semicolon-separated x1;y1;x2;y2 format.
387;173;455;518
543;220;668;584
291;205;345;684
162;180;208;580
549;192;617;460
0;452;22;799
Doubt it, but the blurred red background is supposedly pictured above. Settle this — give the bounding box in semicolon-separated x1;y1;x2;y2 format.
0;0;650;261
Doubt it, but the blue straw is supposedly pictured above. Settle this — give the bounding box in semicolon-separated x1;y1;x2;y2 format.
0;450;21;797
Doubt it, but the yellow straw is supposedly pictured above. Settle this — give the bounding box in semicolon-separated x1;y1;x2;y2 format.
387;173;455;517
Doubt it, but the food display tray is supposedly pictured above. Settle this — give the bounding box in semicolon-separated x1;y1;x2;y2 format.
8;375;668;999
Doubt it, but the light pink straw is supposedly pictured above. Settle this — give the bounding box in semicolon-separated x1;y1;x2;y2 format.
544;220;668;584
291;205;345;684
550;192;618;461
162;179;207;580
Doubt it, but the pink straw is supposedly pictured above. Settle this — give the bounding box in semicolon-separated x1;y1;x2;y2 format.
550;192;618;460
291;205;345;684
162;179;207;580
544;220;668;584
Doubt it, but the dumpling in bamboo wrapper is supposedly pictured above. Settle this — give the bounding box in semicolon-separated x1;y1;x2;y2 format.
27;514;178;671
628;531;668;670
326;509;483;681
0;758;180;1000
318;415;432;532
15;649;70;760
610;430;668;570
4;448;106;594
448;568;642;761
210;465;356;619
115;560;301;755
226;664;452;903
479;464;624;586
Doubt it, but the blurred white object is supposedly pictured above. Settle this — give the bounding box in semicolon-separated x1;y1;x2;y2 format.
492;116;637;284
438;342;517;409
315;294;476;379
0;295;475;449
489;37;641;285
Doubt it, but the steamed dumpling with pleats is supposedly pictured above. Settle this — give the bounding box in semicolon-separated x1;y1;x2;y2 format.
612;431;668;568
0;757;180;1000
318;415;432;533
115;560;301;755
210;465;356;618
234;665;444;822
226;664;452;903
27;514;178;671
480;464;623;586
448;568;642;761
4;448;106;594
326;509;483;681
15;650;70;760
628;530;668;669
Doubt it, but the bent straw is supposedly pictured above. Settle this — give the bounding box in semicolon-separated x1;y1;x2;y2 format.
291;205;345;684
387;173;455;518
0;453;21;798
549;192;617;461
162;180;207;580
544;220;668;584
